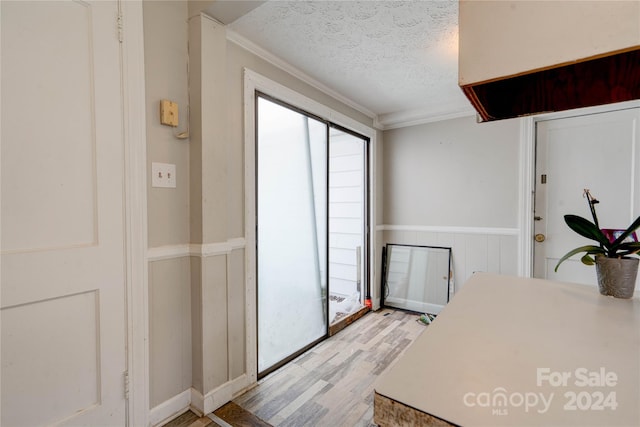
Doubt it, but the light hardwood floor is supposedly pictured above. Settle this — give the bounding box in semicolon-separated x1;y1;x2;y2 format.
233;309;424;426
164;309;424;427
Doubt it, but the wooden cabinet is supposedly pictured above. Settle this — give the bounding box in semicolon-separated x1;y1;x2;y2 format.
458;1;640;121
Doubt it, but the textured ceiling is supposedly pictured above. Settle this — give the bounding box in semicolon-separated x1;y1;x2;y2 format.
227;0;473;125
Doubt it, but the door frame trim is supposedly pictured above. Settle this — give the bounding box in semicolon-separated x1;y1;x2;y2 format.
519;116;535;278
120;1;149;426
243;68;377;386
522;99;640;279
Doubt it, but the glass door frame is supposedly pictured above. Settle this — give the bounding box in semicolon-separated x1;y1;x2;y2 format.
255;92;370;379
255;92;330;379
328;123;371;314
243;69;379;388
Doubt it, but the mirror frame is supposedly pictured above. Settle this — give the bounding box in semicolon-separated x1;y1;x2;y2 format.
380;243;452;313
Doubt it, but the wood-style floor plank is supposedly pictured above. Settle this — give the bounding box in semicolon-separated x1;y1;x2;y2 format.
162;410;223;427
162;411;201;427
163;309;424;427
213;402;273;427
234;309;424;426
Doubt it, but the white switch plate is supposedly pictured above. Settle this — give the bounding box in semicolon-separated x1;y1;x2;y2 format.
151;162;176;188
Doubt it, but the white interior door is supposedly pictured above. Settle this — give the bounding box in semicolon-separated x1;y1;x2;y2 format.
1;1;127;425
533;107;640;287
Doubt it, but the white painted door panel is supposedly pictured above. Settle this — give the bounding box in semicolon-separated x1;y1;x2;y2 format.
1;1;127;426
534;108;640;287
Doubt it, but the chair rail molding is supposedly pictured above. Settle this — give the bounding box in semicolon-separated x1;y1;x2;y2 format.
146;238;247;261
377;224;520;236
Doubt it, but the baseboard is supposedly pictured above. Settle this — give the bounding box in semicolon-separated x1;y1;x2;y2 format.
384;297;444;314
231;373;252;396
190;388;205;416
190;374;251;415
149;389;191;427
148;375;251;426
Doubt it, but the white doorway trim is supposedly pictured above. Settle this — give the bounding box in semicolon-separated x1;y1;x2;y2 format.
518;116;535;278
520;99;640;279
120;1;149;426
243;68;377;386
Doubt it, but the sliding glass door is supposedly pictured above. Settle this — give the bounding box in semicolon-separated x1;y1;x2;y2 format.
256;95;370;377
257;95;328;376
328;127;369;326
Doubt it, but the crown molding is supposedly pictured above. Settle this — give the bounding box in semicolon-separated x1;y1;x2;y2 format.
226;29;378;125
227;28;480;131
378;105;477;130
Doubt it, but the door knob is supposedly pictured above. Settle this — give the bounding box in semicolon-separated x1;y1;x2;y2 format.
535;233;546;242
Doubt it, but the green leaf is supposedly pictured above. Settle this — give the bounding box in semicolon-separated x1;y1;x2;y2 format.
610;215;640;251
564;215;610;248
555;245;605;272
616;242;640;257
618;241;640;251
581;253;595;265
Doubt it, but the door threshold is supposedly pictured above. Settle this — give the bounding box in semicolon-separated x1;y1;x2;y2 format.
329;306;370;336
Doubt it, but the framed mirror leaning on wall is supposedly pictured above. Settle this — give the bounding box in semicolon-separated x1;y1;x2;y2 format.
381;244;452;315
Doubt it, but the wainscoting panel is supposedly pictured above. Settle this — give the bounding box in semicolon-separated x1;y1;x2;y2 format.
149;257;192;408
147;238;249;420
227;248;246;379
381;226;519;294
202;254;229;390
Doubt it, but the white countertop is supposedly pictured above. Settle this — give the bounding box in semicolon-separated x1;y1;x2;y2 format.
375;273;640;426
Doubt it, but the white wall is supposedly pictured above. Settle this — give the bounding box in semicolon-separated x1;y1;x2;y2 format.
142;1;193;417
142;6;380;421
384;115;520;228
382;115;522;289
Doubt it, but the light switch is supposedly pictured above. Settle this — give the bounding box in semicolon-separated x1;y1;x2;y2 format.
160;100;178;127
151;162;176;188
